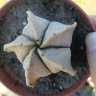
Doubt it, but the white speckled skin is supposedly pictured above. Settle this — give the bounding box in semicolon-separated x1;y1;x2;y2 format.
22;10;50;44
41;22;77;48
4;35;35;63
38;48;76;76
23;47;51;86
4;10;77;87
86;32;96;90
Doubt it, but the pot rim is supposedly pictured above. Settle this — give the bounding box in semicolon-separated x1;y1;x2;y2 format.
0;0;95;96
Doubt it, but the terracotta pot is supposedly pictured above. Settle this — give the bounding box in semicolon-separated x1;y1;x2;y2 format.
0;0;96;96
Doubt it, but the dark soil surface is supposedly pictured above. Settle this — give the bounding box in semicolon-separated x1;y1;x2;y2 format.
0;0;93;94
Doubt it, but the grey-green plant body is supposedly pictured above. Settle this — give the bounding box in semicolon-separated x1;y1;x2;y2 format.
4;10;77;87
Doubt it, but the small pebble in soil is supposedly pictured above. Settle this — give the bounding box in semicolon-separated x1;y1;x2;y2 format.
81;46;83;50
53;83;56;87
59;86;63;91
23;22;27;26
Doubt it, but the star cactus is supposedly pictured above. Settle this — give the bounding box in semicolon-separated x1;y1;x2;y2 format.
4;10;77;87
